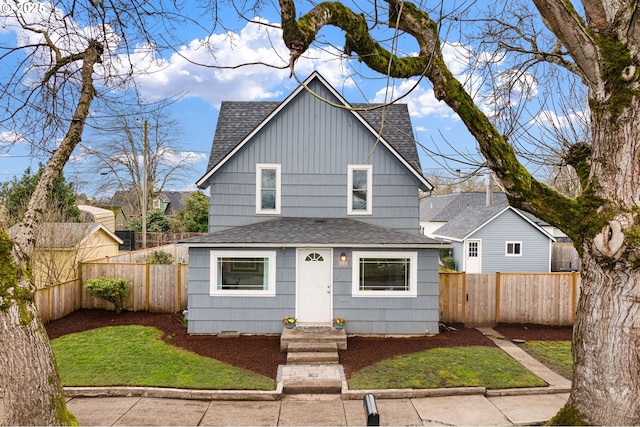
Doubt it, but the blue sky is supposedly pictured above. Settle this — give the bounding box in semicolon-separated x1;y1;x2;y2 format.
0;1;577;198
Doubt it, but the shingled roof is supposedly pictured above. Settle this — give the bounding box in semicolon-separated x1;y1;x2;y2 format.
420;192;508;222
180;217;448;248
197;72;429;190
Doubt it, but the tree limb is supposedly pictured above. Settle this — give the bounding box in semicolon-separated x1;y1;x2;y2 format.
531;0;600;87
279;0;580;238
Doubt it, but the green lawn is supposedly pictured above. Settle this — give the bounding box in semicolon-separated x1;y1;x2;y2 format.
348;346;548;390
51;325;275;390
521;340;573;379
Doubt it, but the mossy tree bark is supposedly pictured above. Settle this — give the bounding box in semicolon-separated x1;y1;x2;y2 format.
279;0;640;424
0;39;102;426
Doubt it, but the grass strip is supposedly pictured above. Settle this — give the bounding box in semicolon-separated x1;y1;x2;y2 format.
349;346;547;390
521;340;573;379
51;325;275;390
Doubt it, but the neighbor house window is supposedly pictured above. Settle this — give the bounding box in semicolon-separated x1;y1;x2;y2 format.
468;241;479;258
348;165;372;215
256;164;281;214
210;250;276;296
506;241;522;256
352;251;417;297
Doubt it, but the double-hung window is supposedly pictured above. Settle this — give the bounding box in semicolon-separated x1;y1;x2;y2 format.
210;250;276;296
256;164;281;214
348;165;372;215
506;241;522;256
352;251;417;297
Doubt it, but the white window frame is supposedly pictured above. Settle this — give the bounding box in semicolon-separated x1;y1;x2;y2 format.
347;164;372;215
352;251;418;297
210;250;276;296
256;163;281;214
505;241;522;256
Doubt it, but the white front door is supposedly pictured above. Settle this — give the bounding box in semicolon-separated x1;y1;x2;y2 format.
297;249;332;323
465;239;482;273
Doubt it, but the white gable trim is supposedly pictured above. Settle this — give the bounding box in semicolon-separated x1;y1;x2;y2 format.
196;71;432;190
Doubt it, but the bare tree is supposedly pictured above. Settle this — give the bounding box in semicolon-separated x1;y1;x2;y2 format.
0;1;197;424
82;100;199;213
277;0;640;424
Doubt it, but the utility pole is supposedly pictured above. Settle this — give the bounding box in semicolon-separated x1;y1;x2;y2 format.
142;119;148;250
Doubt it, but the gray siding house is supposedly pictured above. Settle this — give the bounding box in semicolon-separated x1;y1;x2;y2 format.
431;203;555;273
181;72;448;335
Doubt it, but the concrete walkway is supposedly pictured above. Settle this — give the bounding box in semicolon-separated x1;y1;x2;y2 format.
0;327;572;426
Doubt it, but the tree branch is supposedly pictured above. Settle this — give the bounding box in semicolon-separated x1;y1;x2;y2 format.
278;0;581;238
531;0;600;87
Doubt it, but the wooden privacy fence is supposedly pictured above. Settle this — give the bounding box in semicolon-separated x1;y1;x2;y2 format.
440;272;580;327
35;261;188;323
93;244;190;264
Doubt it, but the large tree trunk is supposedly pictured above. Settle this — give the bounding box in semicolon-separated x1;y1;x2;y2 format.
0;39;102;425
568;254;640;424
0;283;76;425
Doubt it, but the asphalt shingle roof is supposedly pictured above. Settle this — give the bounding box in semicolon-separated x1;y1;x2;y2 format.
431;204;507;240
202;75;424;183
180;217;448;247
420;192;508;222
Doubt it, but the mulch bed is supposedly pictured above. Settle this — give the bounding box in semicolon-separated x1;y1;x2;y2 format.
45;309;572;380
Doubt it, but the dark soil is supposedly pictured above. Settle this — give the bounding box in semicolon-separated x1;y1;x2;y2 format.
45;310;572;380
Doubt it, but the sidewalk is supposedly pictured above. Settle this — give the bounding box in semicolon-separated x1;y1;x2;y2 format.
0;328;571;426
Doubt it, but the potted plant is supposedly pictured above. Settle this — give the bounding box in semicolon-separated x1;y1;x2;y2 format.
332;317;346;330
283;316;297;329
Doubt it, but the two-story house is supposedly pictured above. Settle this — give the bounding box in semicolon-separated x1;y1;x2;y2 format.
181;72;448;335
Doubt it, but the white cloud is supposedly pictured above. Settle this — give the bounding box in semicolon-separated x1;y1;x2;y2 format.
0;130;25;144
157;148;206;166
115;18;355;106
530;109;586;129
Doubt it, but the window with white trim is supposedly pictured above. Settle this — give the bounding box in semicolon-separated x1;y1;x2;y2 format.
210;250;276;296
506;241;522;256
468;241;479;257
256;164;281;214
352;251;417;297
348;165;372;215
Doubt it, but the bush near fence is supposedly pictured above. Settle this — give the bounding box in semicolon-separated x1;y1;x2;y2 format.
36;245;189;323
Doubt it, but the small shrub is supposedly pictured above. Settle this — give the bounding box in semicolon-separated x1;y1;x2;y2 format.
85;277;129;313
135;250;175;265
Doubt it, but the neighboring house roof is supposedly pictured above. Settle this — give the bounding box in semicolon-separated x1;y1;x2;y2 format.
8;222;123;249
158;191;201;215
432;205;555;242
180;217;449;248
197;71;431;191
106;190;200;217
106;190;138;217
420;192;508;222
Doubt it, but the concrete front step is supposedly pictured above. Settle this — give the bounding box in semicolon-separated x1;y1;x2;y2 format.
280;326;347;351
282;380;342;394
287;342;338;353
287;351;339;364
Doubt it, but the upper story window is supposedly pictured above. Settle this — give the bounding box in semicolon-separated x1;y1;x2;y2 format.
506;241;522;256
348;165;372;215
256;164;281;214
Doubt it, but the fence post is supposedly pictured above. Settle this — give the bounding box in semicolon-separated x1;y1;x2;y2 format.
495;272;501;325
145;263;150;311
571;271;578;324
461;272;467;325
177;264;182;311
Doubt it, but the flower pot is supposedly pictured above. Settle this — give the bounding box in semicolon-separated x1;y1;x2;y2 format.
333;323;344;330
284;323;296;329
